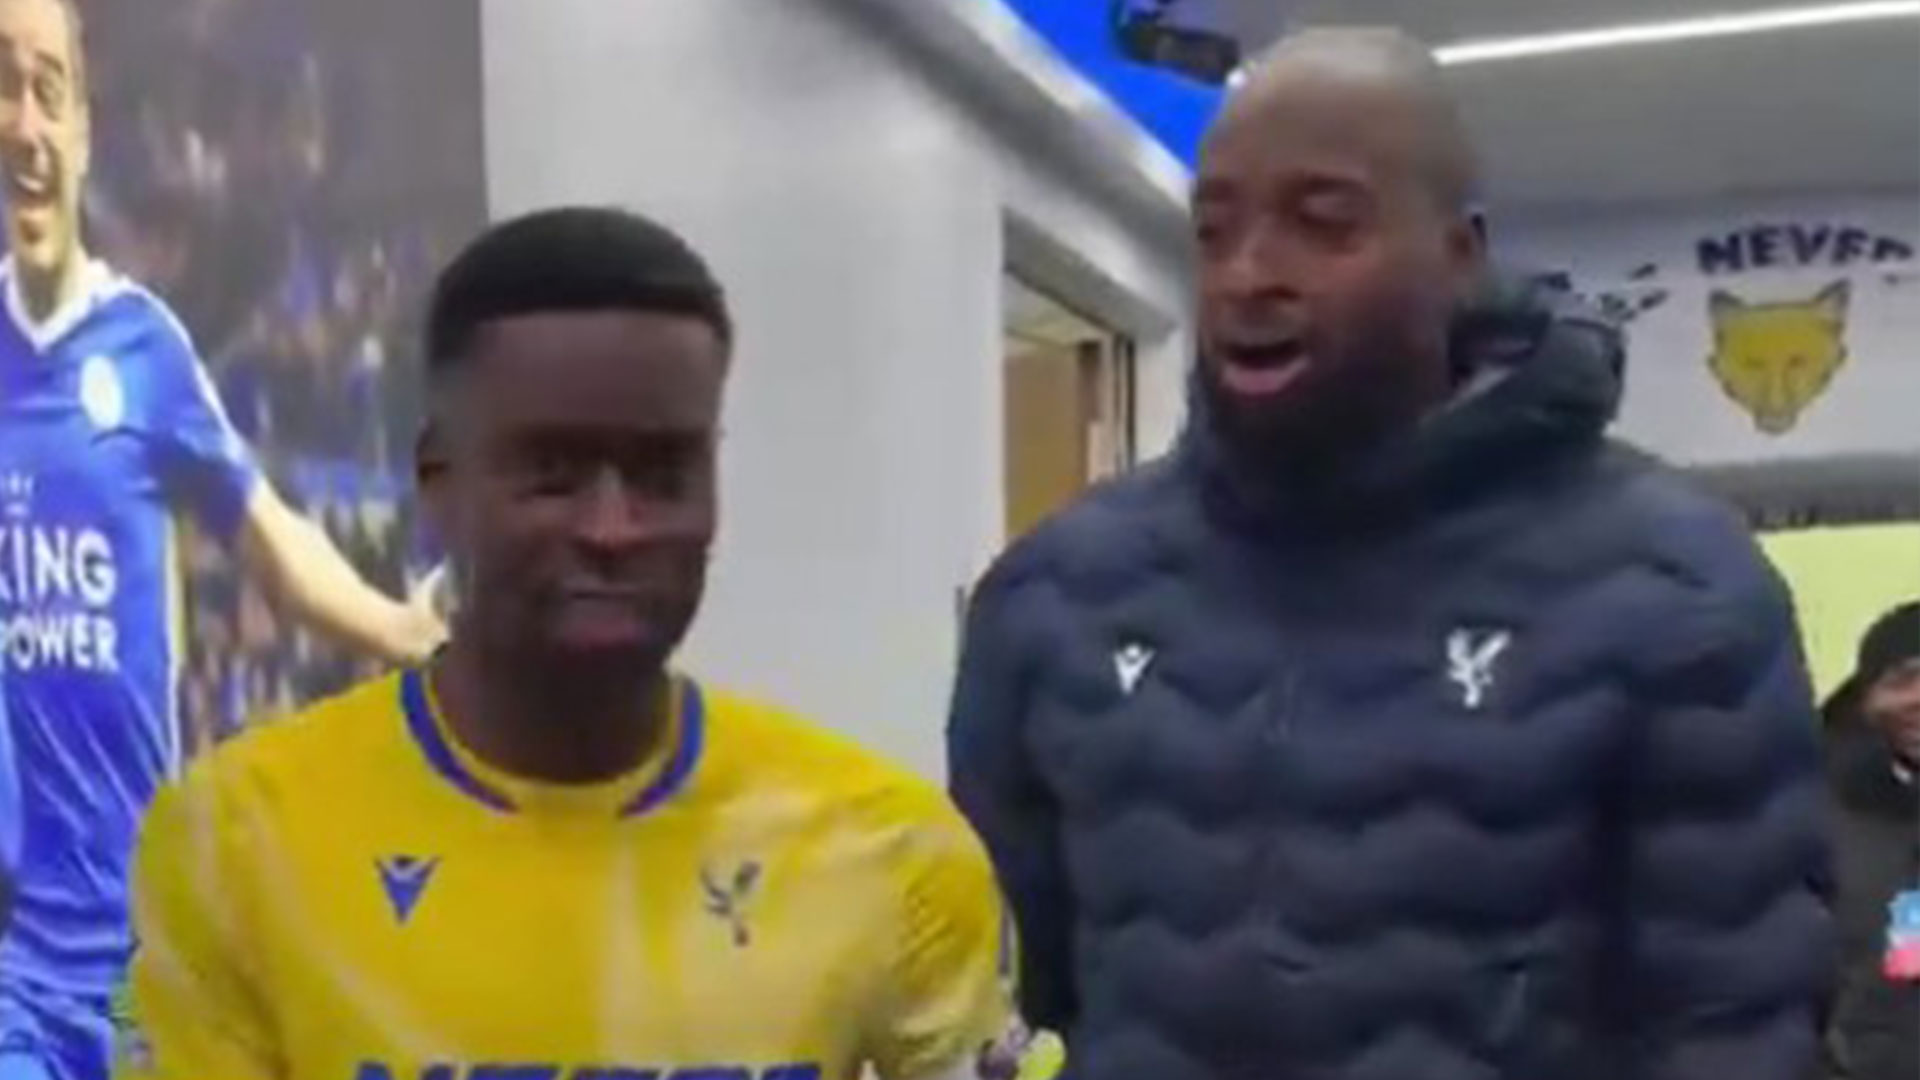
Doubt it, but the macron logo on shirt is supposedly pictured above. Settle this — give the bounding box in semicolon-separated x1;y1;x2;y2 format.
375;856;439;924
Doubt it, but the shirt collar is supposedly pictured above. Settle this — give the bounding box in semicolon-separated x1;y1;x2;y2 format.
2;255;115;351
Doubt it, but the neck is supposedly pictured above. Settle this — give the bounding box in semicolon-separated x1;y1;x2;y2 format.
18;247;87;325
1205;407;1432;535
430;638;672;785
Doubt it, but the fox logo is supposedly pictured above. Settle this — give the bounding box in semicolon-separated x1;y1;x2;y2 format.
1706;280;1850;435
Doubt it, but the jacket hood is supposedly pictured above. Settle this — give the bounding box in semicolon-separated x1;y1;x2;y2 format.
1180;270;1626;537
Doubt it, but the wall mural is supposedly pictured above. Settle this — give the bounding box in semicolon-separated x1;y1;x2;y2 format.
0;1;484;1074
1545;215;1915;453
1690;223;1903;436
1529;207;1918;527
1706;280;1850;436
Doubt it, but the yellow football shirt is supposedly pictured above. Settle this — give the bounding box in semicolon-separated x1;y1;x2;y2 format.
118;670;1012;1080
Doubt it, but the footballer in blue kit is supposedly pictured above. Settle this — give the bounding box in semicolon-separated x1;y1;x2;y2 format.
0;1;446;1078
1;670;13;935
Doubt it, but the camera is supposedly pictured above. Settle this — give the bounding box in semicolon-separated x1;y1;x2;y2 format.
1112;0;1243;85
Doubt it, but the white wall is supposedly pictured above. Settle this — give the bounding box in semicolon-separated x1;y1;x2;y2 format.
1498;193;1919;467
483;0;1189;775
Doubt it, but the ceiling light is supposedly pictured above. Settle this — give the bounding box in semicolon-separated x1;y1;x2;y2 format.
1434;1;1920;65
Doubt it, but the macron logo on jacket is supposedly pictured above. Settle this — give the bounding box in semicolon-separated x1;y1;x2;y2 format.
1114;643;1155;696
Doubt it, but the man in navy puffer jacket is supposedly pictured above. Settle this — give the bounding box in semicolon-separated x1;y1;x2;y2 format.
948;27;1831;1080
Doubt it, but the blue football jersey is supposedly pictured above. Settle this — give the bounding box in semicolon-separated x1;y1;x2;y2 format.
0;258;258;995
1;659;15;881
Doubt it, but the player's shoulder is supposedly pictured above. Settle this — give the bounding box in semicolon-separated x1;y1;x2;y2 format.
700;686;965;835
90;267;197;353
0;258;185;356
160;674;406;821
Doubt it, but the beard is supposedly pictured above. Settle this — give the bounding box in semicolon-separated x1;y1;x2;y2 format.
1201;334;1445;485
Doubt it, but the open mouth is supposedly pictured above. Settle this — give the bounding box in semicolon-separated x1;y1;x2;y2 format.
3;157;55;209
1217;339;1311;397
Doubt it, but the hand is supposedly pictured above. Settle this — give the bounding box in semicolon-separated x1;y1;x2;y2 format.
391;564;451;664
974;1019;1037;1080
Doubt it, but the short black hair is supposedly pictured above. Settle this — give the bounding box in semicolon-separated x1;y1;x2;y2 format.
424;206;732;376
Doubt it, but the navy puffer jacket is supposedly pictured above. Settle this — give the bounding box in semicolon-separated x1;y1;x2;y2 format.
949;280;1832;1080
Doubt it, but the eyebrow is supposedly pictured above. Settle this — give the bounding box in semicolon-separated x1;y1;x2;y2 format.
1294;174;1373;201
1193;163;1376;205
509;424;712;449
6;42;71;81
1192;177;1236;208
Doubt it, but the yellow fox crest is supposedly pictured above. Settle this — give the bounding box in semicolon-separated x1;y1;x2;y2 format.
1706;281;1850;435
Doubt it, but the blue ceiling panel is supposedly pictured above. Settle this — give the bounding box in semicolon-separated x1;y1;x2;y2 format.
1000;0;1226;167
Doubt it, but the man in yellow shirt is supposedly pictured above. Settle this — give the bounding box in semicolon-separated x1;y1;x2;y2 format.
117;207;1015;1080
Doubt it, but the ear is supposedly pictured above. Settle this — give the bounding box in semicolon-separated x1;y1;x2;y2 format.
414;421;451;544
1814;279;1850;324
1445;211;1489;306
1707;290;1743;324
1449;211;1488;271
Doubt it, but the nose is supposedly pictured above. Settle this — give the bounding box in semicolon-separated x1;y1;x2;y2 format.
15;101;44;143
1214;219;1299;304
0;113;48;167
569;467;648;552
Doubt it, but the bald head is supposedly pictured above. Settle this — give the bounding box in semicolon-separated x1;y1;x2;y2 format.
1218;27;1479;213
1190;27;1487;476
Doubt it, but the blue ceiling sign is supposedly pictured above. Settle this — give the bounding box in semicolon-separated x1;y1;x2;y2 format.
999;0;1227;167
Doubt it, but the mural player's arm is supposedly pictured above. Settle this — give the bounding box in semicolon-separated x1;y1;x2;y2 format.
147;312;443;666
237;487;443;665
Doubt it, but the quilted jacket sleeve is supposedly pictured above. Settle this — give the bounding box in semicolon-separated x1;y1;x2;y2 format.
947;557;1078;1032
1615;529;1834;1080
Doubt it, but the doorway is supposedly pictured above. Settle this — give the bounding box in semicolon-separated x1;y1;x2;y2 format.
1002;274;1137;541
